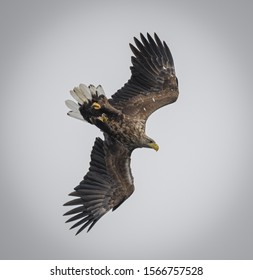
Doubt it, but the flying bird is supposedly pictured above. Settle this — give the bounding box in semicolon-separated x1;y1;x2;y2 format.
64;33;179;234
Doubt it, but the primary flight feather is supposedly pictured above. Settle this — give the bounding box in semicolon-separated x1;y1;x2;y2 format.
64;33;179;234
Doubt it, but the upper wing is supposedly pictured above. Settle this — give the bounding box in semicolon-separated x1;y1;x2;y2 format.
64;136;134;234
109;33;179;121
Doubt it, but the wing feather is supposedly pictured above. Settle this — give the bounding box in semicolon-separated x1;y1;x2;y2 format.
64;136;134;234
110;33;179;120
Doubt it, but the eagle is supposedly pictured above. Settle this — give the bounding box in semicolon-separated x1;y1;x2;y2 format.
64;33;179;234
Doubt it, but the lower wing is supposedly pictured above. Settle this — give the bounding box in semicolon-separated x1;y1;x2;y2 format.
64;136;134;234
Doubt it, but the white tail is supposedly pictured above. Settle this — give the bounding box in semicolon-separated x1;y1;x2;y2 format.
66;84;105;121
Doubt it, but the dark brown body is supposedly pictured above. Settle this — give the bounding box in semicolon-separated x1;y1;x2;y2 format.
64;33;179;233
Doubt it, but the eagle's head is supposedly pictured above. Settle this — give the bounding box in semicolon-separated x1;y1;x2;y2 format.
143;136;159;152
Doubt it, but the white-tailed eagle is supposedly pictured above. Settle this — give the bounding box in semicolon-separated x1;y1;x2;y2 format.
64;33;179;234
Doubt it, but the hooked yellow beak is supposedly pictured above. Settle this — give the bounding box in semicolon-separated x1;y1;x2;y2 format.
148;142;159;152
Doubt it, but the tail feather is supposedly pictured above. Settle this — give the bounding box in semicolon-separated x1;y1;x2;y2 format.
70;89;85;104
65;100;79;111
96;85;105;96
66;84;106;122
67;111;84;121
78;84;92;101
88;84;97;97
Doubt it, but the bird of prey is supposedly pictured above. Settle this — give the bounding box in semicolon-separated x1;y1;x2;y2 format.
64;33;179;234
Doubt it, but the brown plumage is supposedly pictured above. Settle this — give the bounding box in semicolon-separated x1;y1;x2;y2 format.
64;33;179;234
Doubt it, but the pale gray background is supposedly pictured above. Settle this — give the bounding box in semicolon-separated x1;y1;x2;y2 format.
0;0;252;259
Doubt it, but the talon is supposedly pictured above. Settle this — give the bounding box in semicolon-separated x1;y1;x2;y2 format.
97;114;108;123
91;102;101;110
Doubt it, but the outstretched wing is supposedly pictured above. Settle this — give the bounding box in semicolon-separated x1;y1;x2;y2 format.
109;33;179;121
64;136;134;234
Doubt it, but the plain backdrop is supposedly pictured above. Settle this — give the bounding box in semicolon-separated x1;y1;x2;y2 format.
0;0;253;259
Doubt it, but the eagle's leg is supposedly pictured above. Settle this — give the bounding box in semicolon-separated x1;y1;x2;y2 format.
94;116;111;134
91;102;101;110
97;113;108;123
